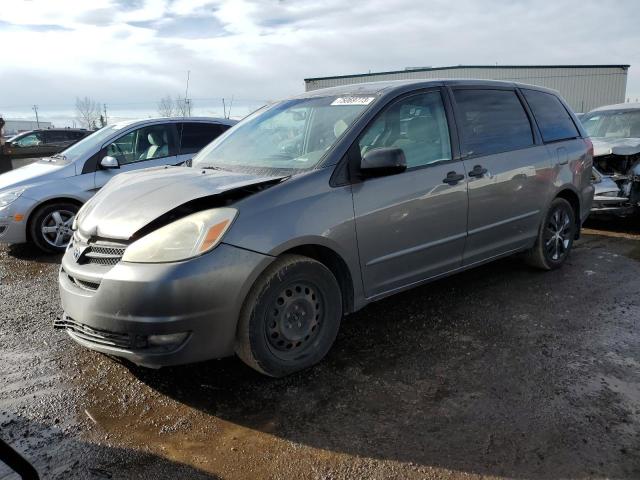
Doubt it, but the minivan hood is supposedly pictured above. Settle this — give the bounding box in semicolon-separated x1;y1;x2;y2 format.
78;166;283;240
0;160;69;192
591;137;640;157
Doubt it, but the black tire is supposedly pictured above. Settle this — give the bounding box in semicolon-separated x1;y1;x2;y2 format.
29;202;79;254
236;254;343;377
526;197;576;270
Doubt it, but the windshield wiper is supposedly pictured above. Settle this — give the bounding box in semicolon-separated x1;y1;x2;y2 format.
51;153;66;160
200;166;226;171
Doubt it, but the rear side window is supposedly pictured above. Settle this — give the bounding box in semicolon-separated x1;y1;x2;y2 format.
44;131;69;143
522;89;579;142
453;89;533;157
179;123;228;154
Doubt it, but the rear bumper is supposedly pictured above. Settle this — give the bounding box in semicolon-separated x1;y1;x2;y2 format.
57;242;274;367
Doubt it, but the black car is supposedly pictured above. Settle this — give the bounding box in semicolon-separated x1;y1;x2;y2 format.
1;128;91;161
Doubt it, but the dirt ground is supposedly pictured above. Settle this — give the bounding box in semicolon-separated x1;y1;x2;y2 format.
1;218;639;479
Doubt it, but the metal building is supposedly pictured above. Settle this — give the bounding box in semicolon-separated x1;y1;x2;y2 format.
2;119;53;136
304;65;629;113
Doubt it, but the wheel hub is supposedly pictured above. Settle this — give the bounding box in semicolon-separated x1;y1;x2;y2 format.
267;283;322;352
41;210;76;248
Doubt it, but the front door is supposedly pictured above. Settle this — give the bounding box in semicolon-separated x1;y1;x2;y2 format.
9;132;46;159
94;123;179;190
450;87;552;265
352;90;469;299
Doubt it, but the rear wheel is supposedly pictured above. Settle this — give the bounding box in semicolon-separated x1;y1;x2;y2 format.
236;254;342;377
526;197;576;270
30;202;79;254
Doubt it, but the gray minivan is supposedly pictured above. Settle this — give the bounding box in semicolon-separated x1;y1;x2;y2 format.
57;80;594;377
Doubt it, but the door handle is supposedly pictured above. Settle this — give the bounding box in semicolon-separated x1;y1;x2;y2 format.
468;165;487;178
442;171;465;185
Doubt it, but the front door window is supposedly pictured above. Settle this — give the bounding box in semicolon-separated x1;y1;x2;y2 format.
14;133;43;148
105;124;176;165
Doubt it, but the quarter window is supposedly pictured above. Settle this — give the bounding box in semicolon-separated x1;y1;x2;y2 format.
522;89;580;143
105;124;176;165
453;89;533;157
44;131;72;143
179;123;228;155
358;91;452;168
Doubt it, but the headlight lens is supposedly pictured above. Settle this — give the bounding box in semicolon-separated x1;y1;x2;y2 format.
122;208;237;263
0;189;25;207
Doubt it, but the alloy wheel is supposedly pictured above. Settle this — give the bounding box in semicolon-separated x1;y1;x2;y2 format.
41;210;75;248
544;207;572;262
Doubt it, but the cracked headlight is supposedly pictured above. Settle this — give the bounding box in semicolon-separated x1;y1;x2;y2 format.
0;189;26;208
122;208;237;263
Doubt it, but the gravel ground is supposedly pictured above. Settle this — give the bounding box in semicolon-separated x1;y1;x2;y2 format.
1;219;639;479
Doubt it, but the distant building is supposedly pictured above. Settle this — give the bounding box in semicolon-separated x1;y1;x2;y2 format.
2;119;54;136
304;64;630;113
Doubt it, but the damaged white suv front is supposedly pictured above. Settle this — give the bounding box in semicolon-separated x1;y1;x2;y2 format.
582;103;640;217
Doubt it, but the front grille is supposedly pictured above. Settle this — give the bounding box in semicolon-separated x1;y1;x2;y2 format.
82;243;126;266
54;316;137;349
0;225;6;236
70;276;100;291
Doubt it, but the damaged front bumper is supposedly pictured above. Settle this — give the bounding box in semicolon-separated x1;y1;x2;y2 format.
591;166;640;217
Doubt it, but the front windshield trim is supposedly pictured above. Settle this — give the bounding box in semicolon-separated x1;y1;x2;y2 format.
191;95;378;174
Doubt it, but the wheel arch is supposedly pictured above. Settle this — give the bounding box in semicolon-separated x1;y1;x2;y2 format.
278;244;355;315
25;197;84;242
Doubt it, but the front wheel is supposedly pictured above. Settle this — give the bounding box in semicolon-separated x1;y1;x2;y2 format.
526;197;576;270
236;254;343;377
29;202;79;254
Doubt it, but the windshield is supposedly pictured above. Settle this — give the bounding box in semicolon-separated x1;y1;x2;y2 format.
192;95;376;174
38;123;131;164
582;109;640;138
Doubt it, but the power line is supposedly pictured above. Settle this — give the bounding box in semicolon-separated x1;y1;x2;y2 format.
0;96;270;110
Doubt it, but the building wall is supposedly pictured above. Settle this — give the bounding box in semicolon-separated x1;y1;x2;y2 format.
2;120;53;136
304;65;629;113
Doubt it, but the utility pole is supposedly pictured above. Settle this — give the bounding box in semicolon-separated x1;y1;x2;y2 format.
222;98;226;118
103;104;108;125
32;105;40;128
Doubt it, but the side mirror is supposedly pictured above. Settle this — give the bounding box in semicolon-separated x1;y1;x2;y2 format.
360;147;407;178
100;156;120;169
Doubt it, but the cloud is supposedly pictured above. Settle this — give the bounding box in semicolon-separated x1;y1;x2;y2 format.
0;0;639;125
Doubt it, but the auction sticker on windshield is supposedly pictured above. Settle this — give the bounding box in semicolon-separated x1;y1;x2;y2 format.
331;96;375;106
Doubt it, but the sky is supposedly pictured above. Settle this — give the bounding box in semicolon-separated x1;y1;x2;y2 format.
0;0;639;127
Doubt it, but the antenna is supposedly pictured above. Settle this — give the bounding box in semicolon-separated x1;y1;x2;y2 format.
183;70;191;118
177;70;191;160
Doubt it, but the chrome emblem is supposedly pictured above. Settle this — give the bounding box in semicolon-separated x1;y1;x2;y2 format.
73;245;87;263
